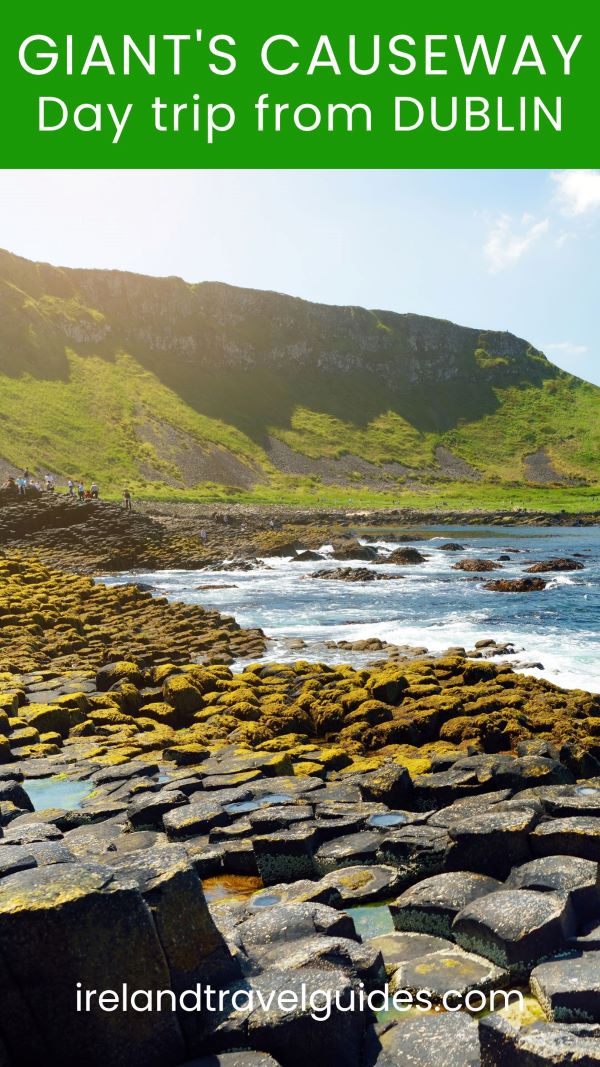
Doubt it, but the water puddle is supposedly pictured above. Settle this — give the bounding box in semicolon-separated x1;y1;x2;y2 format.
202;874;263;905
24;777;91;811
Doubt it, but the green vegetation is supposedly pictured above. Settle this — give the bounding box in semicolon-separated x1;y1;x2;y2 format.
0;247;598;508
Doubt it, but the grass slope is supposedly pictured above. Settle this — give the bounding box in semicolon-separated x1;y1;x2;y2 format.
0;249;598;508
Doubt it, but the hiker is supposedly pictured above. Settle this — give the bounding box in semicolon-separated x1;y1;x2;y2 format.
45;475;55;493
123;488;132;511
90;482;99;499
17;476;26;497
67;479;74;496
77;482;85;501
22;468;29;484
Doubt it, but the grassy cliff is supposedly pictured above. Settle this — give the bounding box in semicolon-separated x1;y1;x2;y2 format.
0;248;598;508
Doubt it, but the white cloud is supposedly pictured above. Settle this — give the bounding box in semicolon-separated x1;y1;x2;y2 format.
484;213;549;272
552;170;600;216
544;341;589;358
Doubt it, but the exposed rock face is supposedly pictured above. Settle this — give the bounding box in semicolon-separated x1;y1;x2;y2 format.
452;559;501;573
310;568;402;583
484;577;547;592
526;557;585;573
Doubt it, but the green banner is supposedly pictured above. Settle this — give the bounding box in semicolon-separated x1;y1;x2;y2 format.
1;0;597;167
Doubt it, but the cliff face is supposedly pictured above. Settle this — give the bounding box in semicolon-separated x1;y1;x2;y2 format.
0;247;597;493
0;247;549;389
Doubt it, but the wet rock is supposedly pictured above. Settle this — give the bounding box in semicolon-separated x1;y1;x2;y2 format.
439;542;465;551
453;889;576;977
384;548;427;564
531;953;600;1023
390;942;506;1000
311;567;399;583
331;541;379;561
452;559;501;572
484;577;547;592
479;1013;600;1066
319;865;400;905
526;557;585;573
391;871;502;938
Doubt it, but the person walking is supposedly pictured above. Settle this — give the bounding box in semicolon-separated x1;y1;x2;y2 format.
77;481;85;501
67;479;74;497
90;482;99;499
17;476;26;497
123;488;132;511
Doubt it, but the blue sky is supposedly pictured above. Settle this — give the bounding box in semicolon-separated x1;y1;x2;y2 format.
1;168;599;384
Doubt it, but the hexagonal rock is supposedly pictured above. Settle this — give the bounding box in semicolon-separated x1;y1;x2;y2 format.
209;967;370;1067
531;818;600;863
506;856;600;922
390;943;506;1000
479;1014;600;1066
248;879;342;910
0;863;185;1067
280;934;386;990
181;1055;281;1067
453;889;576;977
446;809;536;879
374;1012;480;1067
319;865;401;905
376;826;450;889
531;952;600;1023
369;931;456;975
314;831;382;876
357;764;412;806
390;871;503;939
163;798;230;839
253;826;318;885
127;788;188;830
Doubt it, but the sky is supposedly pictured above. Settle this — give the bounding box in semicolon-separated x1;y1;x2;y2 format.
1;168;599;384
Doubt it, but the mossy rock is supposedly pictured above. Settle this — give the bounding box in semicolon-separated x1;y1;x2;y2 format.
163;675;204;715
367;668;409;705
95;660;144;691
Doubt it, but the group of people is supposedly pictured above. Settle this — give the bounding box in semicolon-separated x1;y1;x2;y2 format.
4;469;134;510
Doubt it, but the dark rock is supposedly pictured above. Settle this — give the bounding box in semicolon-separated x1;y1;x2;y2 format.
484;577;547;592
446;809;536;879
377;826;450;889
314;832;382;876
479;1014;600;1067
527;557;585;573
319;864;400;905
127;788;188;830
391;871;502;939
453;889;576;977
531;952;600;1023
531;818;600;863
374;1012;480;1067
385;547;427;564
253;826;318;885
452;559;501;572
506;856;600;922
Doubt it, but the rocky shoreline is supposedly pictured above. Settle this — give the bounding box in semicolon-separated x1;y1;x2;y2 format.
0;493;599;1065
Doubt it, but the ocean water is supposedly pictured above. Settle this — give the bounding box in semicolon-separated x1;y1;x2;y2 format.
102;525;600;694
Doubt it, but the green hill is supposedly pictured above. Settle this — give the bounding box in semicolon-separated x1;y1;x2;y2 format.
0;247;598;508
